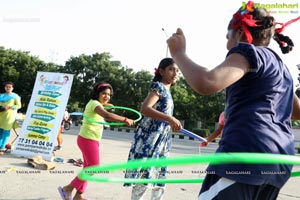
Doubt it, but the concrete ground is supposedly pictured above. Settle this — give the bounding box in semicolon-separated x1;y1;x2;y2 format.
0;126;300;200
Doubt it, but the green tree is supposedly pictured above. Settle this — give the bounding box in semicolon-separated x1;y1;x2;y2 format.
60;53;122;109
0;47;58;112
0;46;227;129
60;52;148;115
172;77;225;130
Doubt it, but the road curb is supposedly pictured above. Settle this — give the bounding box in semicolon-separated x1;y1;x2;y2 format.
104;127;201;141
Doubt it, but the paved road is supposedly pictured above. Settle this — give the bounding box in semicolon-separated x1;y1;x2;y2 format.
0;126;299;200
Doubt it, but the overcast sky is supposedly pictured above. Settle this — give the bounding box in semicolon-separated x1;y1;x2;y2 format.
0;0;299;86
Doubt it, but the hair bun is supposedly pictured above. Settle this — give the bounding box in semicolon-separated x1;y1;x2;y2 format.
259;16;275;29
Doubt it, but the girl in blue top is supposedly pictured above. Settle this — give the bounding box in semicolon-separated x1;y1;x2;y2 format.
167;1;300;199
0;81;21;155
124;58;182;200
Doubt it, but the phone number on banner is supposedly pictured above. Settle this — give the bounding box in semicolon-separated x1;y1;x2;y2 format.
18;138;54;148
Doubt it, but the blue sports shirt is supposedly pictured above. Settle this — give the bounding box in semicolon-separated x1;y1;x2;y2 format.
207;43;294;188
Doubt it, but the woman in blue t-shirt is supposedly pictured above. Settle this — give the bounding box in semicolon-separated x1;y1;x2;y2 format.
167;1;300;199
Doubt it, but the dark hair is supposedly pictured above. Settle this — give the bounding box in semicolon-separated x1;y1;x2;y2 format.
4;81;14;87
152;57;175;82
273;32;294;54
90;83;113;100
228;1;296;54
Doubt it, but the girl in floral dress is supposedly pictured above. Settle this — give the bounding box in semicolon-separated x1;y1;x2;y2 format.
124;58;182;200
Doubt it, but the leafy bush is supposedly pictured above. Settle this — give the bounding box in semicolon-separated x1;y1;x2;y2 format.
292;120;300;128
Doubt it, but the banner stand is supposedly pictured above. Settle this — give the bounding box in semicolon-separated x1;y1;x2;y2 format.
12;72;73;161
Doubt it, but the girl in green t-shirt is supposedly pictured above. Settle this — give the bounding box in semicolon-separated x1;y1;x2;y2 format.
58;83;134;200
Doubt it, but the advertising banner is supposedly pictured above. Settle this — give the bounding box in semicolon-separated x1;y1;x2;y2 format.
12;72;73;161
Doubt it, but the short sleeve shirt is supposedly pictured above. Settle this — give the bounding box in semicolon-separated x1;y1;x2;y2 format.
207;43;294;188
150;82;174;116
79;100;104;141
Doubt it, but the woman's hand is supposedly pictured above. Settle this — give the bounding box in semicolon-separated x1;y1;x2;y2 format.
168;116;182;132
2;106;12;110
200;141;208;147
124;118;135;126
167;28;186;57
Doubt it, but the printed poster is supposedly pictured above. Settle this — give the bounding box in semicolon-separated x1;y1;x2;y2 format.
12;72;73;161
